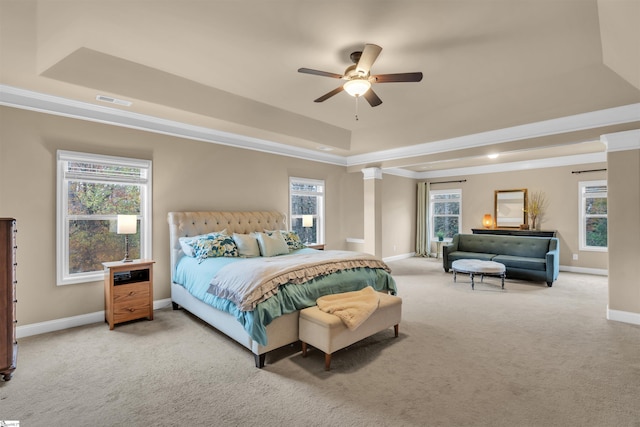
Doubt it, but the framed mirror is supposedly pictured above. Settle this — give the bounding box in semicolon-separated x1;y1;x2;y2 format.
495;189;528;228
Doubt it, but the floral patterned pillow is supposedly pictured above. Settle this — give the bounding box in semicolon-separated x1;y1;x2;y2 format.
264;230;305;251
189;233;239;263
179;229;227;257
281;230;305;250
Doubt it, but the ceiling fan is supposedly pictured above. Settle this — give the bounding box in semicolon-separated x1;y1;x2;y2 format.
298;43;423;107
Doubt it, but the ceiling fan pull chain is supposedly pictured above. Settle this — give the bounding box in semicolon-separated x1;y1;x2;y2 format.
355;95;359;121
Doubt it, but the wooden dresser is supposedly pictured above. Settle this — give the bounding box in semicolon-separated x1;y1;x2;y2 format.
0;218;18;381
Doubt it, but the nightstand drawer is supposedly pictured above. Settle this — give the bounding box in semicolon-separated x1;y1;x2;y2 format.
113;282;150;323
113;281;150;301
113;300;151;323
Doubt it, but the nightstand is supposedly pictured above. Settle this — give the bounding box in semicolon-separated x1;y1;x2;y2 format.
103;259;154;330
307;244;325;250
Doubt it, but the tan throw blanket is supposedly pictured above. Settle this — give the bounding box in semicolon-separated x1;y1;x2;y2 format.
207;250;391;311
317;286;380;331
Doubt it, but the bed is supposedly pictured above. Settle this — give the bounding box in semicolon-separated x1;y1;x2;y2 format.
167;211;396;368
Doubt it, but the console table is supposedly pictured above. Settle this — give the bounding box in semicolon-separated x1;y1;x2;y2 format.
471;228;557;237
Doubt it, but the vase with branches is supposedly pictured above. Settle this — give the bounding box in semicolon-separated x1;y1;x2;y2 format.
526;190;547;230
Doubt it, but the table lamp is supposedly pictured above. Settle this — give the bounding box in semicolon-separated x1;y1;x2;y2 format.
302;215;313;244
117;214;137;262
482;214;493;229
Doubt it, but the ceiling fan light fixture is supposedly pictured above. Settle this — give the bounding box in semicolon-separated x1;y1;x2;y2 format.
343;79;371;97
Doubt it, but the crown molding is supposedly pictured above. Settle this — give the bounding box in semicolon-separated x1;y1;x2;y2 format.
380;152;608;179
0;84;347;167
414;152;607;179
602;129;640;152
379;167;419;179
362;167;383;180
346;103;640;167
1;84;636;178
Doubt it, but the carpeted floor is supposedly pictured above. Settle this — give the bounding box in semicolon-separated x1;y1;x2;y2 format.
2;257;639;426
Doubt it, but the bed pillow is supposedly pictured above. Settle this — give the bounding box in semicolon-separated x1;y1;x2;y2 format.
179;229;227;257
264;229;306;251
280;230;305;250
232;233;261;258
187;233;238;263
255;231;289;257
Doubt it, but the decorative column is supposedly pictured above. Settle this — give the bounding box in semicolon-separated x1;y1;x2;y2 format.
362;167;382;257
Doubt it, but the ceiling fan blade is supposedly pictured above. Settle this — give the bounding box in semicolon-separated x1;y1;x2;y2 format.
298;68;343;79
363;88;382;107
355;44;382;75
314;86;344;103
371;72;423;83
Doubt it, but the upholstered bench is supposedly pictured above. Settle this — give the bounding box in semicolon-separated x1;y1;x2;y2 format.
299;293;402;371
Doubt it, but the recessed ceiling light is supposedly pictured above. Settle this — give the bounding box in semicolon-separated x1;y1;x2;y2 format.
96;95;132;107
487;153;499;159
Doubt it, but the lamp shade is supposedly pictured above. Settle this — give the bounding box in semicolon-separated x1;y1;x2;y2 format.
482;214;493;229
343;79;371;97
302;215;313;228
117;215;137;235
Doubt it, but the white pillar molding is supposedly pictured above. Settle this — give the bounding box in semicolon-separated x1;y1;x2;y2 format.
362;167;383;180
601;129;640;152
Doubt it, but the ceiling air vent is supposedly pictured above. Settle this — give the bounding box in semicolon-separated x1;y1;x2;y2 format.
96;95;132;107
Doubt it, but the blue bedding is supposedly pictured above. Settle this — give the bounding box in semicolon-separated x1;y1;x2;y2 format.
173;248;396;345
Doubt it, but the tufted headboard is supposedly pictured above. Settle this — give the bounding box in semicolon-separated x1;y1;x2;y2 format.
167;211;287;282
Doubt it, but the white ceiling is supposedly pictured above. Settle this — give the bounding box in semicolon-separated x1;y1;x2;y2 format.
1;0;639;177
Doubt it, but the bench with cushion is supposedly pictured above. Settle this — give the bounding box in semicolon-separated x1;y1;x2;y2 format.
443;233;560;286
299;292;402;371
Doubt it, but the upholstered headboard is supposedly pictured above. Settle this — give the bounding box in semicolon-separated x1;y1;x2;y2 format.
167;211;287;282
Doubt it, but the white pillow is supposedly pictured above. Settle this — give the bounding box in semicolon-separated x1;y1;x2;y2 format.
232;233;261;257
179;229;227;257
255;231;289;257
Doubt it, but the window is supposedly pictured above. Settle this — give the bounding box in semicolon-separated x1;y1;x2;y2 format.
289;177;324;245
579;180;607;251
430;189;461;240
57;151;152;285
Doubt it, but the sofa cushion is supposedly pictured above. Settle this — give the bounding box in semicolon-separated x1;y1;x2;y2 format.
492;255;546;271
448;251;497;262
458;235;550;258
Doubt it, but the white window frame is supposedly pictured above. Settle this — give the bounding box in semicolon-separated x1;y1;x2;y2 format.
56;150;152;285
289;177;325;245
579;180;607;252
430;188;462;241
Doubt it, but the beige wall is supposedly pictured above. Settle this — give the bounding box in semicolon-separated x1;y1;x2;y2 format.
337;170;416;258
0;107;375;325
381;174;416;258
339;171;364;244
607;148;640;314
4;105;635;328
424;163;609;270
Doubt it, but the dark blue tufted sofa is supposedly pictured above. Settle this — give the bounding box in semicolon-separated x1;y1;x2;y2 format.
443;233;560;286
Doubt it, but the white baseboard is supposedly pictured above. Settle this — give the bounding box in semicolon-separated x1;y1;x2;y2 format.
607;306;640;326
559;265;608;276
383;252;415;263
346;237;365;244
16;298;172;339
